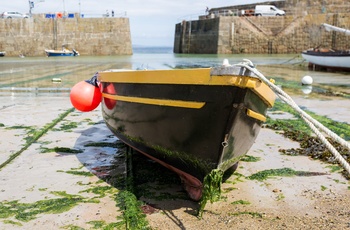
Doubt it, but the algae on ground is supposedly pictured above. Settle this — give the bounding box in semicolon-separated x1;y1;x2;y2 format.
241;155;261;162
267;101;350;140
231;200;251;205
0;191;87;222
80;185;118;198
115;191;150;230
0;108;75;171
57;169;95;177
247;167;328;181
229;211;263;218
40;147;83;154
266;101;350;178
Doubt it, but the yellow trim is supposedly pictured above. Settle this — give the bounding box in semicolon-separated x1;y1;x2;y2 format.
227;77;275;107
99;68;250;86
246;109;266;122
249;81;275;108
102;93;206;109
98;68;275;108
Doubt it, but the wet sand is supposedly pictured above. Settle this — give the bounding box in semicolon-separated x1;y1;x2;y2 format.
0;95;121;229
0;93;349;229
1;54;349;229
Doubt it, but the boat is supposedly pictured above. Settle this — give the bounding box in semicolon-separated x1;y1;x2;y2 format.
0;51;5;57
302;23;350;71
301;48;350;71
45;46;79;57
70;61;276;201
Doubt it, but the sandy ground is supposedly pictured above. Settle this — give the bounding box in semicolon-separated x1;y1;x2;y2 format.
0;94;349;229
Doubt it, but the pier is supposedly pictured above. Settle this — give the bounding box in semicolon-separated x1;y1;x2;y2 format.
0;14;132;57
174;0;350;54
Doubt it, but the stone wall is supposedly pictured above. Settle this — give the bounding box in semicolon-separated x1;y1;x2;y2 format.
174;13;350;54
210;0;350;15
175;0;350;54
174;19;219;54
0;15;132;56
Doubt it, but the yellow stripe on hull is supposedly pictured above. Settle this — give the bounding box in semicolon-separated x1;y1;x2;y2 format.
246;109;266;122
102;93;206;109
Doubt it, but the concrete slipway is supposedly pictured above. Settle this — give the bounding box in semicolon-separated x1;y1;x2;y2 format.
0;94;349;229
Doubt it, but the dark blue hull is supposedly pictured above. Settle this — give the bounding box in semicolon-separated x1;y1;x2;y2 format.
45;49;79;57
46;52;75;57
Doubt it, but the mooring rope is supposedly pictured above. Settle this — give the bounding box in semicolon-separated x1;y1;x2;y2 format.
235;59;350;176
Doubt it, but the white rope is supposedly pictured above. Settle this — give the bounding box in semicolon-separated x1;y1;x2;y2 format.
235;59;350;176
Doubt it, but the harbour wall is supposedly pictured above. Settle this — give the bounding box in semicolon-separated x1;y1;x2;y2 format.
174;1;350;54
0;15;132;56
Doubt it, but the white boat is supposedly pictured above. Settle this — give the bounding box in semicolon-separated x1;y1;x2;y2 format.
302;23;350;71
301;49;350;70
45;45;79;57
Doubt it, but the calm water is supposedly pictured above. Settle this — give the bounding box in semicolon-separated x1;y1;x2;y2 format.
0;47;349;95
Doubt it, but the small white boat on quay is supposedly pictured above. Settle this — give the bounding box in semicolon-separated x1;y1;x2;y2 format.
302;23;350;71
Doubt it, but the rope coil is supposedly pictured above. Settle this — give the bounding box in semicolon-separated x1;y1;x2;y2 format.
235;59;350;176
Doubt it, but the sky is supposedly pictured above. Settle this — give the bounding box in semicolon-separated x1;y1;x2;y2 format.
2;0;262;47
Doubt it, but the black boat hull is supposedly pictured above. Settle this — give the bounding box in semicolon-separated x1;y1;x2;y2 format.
98;67;275;200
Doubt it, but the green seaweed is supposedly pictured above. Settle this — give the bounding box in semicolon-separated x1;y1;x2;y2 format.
231;172;246;183
125;134;214;176
80;186;118;198
0;108;75;171
61;225;85;230
229;211;263;218
62;170;94;177
85;142;118;148
240;155;261;162
129;148;185;201
0;191;87;222
198;169;224;218
3;220;23;226
247;167;328;181
273;77;350;98
115;191;150;230
268;101;350;140
223;187;238;193
109;147;150;229
267;101;350;178
6;125;34;130
40;147;83;154
86;220;123;229
276;193;285;201
55;121;79;131
326;165;343;173
231;200;251;205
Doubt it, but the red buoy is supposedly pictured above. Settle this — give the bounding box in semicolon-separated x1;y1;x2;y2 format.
103;83;116;110
70;81;102;112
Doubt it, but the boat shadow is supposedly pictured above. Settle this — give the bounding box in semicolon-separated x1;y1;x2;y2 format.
73;122;199;217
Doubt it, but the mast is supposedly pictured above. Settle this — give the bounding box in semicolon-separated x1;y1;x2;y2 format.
63;0;66;15
322;23;350;36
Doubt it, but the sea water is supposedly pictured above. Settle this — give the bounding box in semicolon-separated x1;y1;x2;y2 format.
0;46;349;95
